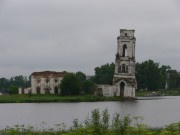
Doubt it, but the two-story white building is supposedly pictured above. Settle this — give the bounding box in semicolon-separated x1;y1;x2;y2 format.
31;71;65;94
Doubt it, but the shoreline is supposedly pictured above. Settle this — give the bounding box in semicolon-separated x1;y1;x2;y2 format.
0;95;137;103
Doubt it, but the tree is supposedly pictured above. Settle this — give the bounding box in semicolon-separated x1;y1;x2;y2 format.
8;85;19;94
168;70;179;89
83;80;96;95
136;60;161;90
60;73;81;96
75;71;86;82
93;63;115;85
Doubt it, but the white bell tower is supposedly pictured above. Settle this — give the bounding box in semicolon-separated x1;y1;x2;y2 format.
113;29;136;97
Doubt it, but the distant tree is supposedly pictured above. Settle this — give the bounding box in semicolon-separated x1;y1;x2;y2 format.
0;78;9;90
60;73;81;96
176;74;180;88
8;85;19;94
136;60;161;90
93;63;115;85
83;80;96;95
75;71;86;82
168;70;179;89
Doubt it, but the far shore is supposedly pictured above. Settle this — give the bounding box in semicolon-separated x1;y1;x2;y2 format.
0;94;137;103
0;89;179;103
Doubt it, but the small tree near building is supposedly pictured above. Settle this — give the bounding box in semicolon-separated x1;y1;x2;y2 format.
60;73;81;96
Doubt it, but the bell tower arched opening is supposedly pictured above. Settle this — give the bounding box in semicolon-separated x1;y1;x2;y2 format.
120;82;125;97
122;44;127;57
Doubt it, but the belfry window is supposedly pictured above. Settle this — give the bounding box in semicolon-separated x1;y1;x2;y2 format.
122;64;126;73
122;44;127;57
118;64;128;74
118;66;121;73
126;65;128;73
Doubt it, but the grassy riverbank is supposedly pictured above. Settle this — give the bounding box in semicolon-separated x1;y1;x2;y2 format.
1;109;180;135
136;89;180;97
0;94;130;103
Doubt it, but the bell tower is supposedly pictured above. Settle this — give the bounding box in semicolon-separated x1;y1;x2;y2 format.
113;29;136;97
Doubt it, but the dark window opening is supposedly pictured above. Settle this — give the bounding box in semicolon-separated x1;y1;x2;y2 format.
122;44;127;57
54;86;58;94
120;82;125;97
118;66;121;73
54;79;58;83
122;64;126;73
36;87;41;94
126;66;128;73
46;79;49;83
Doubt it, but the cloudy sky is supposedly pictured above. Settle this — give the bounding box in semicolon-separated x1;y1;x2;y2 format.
0;0;180;78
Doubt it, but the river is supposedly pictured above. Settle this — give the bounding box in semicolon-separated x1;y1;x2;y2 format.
0;96;179;129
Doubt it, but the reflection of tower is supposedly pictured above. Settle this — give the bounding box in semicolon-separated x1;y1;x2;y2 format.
113;29;136;97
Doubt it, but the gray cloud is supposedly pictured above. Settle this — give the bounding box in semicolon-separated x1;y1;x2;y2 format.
0;0;180;78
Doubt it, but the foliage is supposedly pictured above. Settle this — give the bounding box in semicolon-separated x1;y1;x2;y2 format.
60;73;81;96
136;60;161;90
136;59;180;90
168;70;179;89
8;85;19;94
93;63;115;85
75;71;96;95
2;109;180;135
0;75;30;94
83;80;96;95
75;71;86;82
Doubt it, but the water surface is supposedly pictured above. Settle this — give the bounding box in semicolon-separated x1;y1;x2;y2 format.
0;96;179;129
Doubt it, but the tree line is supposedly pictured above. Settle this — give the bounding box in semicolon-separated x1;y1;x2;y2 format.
0;75;30;94
91;60;180;91
0;59;180;95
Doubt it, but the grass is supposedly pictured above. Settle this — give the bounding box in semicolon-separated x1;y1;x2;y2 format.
136;89;180;97
0;94;128;103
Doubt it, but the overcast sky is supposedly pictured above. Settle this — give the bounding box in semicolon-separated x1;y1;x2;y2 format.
0;0;180;78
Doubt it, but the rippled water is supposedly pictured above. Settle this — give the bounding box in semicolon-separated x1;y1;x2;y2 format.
0;96;179;129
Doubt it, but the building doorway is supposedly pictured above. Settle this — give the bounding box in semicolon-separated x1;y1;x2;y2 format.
120;82;125;97
36;86;41;94
54;86;58;94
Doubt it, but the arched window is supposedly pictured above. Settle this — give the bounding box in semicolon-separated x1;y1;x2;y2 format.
122;64;126;73
120;82;125;97
122;44;127;57
36;86;41;94
118;66;121;73
126;66;128;73
46;78;49;83
54;86;58;94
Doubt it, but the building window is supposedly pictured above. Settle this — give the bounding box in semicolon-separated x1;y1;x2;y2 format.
36;86;41;94
54;86;58;94
37;79;41;83
46;79;49;83
119;64;128;73
118;66;121;73
54;79;58;83
125;33;127;36
122;44;127;57
126;65;128;73
122;64;126;73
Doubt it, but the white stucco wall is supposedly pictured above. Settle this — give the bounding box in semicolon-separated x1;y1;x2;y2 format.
31;75;63;94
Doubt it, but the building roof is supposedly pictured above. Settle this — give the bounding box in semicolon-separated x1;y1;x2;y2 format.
31;71;66;78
